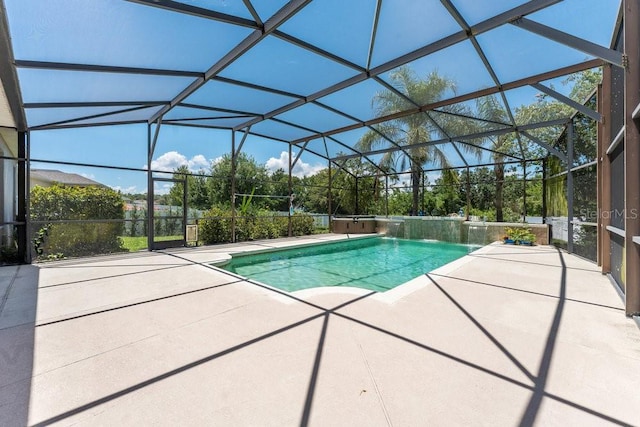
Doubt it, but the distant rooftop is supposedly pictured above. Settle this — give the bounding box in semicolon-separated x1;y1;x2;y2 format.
30;169;104;187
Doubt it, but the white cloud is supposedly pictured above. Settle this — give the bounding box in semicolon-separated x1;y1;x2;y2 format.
81;173;96;179
111;185;139;194
154;183;173;195
265;151;324;178
147;151;211;172
112;182;177;195
188;154;209;171
425;172;440;184
148;151;186;172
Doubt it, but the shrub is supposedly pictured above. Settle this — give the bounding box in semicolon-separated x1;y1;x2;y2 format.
272;213;313;237
0;244;21;264
128;206;143;237
275;215;289;237
30;184;125;258
505;226;536;244
199;207;232;244
165;207;180;236
252;213;281;240
199;208;315;244
154;213;164;237
235;215;254;242
291;212;314;236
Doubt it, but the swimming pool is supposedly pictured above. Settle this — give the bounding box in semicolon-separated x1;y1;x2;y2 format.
221;237;479;292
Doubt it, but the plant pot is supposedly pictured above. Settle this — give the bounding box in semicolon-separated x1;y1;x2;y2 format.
503;238;515;244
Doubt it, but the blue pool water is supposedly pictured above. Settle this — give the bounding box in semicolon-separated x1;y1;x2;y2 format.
222;237;479;292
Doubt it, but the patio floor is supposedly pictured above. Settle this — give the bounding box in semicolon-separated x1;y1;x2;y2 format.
1;234;639;426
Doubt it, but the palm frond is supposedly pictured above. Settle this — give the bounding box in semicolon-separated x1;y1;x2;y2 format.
356;66;466;213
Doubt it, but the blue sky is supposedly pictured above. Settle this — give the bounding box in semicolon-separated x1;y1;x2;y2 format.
10;0;621;194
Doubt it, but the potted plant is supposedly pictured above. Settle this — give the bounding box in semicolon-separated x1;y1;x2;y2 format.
519;229;536;246
504;227;520;244
504;227;536;245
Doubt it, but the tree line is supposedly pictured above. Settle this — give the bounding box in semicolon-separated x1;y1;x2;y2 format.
156;152;541;222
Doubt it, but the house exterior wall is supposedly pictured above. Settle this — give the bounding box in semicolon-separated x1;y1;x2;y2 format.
29;176;50;189
0;131;17;245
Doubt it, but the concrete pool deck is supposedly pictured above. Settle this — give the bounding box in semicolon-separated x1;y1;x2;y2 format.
1;234;639;426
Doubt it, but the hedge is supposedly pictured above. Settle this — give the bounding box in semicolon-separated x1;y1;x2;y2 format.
199;208;314;244
30;184;125;258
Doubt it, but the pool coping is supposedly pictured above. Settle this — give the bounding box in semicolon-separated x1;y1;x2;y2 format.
209;233;380;268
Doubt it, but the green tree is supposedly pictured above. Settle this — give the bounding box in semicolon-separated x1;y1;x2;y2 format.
329;158;382;215
571;95;598;165
386;188;412;215
300;169;330;214
502;172;526;221
269;168;295;212
475;95;517;221
431;170;463;215
470;70;601;221
168;165;189;207
526;174;544;217
564;68;602;102
169;165;211;211
208;153;272;208
357;67;480;215
466;167;496;212
189;170;211;210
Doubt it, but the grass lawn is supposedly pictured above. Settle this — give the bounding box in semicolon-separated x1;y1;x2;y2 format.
120;235;183;252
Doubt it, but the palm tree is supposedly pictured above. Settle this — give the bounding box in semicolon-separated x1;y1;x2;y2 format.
357;66;478;215
475;95;515;222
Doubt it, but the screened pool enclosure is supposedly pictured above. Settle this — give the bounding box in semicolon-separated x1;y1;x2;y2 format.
0;0;639;316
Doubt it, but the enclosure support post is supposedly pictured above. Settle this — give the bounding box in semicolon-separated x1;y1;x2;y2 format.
147;119;163;250
385;175;389;217
522;161;527;223
231;131;237;243
328;160;332;232
567;122;574;253
16;131;26;263
624;0;640;316
421;171;425;216
542;157;547;224
598;69;612;272
465;167;471;220
146;124;153;251
182;178;188;246
288;143;292;237
354;176;359;215
25;131;31;263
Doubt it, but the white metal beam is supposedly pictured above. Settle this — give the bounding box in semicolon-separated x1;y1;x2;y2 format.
148;0;311;124
333;118;570;161
291;140;309;169
233;0;565;132
531;83;602;122
126;0;258;28
512;17;624;68
0;4;25;129
520;130;568;162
